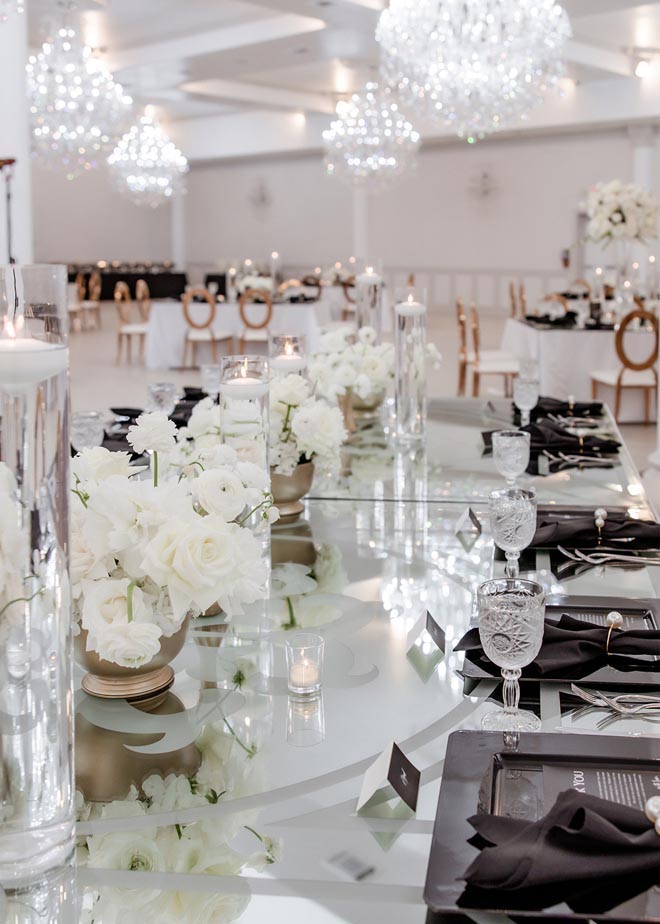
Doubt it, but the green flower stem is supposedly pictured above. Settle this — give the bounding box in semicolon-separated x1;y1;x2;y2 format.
237;494;274;527
282;597;297;630
126;582;136;622
0;589;44;620
223;718;257;758
153;451;159;487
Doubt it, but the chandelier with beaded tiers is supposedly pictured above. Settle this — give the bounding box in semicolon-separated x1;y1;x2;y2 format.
107;113;189;208
26;25;133;176
323;82;421;187
376;0;572;142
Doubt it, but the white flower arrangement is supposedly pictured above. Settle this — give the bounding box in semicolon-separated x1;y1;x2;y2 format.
309;326;395;402
77;717;281;924
236;274;274;295
71;414;270;668
270;375;346;476
586;180;658;244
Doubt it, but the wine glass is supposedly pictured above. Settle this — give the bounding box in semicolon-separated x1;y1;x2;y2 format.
201;364;222;402
513;377;539;427
71;411;105;452
146;381;178;417
477;578;545;732
489;487;537;578
492;430;530;486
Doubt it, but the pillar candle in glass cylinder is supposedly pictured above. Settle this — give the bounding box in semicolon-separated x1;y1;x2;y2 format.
219;355;270;471
394;293;428;445
355;266;384;337
269;334;307;376
0;264;74;881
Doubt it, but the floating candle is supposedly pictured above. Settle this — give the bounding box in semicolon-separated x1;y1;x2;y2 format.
0;337;69;388
395;294;427;317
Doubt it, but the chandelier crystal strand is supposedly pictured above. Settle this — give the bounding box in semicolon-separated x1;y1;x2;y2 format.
26;24;132;176
0;0;24;22
376;0;571;141
107;113;189;208
322;82;420;187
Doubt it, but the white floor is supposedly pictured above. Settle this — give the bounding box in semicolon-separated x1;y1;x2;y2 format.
70;302;658;476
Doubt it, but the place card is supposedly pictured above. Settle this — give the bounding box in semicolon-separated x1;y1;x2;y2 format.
455;506;482;552
357;741;421;814
407;611;445;682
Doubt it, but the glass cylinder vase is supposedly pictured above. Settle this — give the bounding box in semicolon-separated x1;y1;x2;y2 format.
0;265;74;880
394;294;427;445
355;267;384;338
218;355;270;471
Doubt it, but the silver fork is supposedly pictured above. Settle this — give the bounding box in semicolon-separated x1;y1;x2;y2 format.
571;684;660;714
557;546;660;567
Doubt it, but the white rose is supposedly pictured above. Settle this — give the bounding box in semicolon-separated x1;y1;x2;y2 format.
72;447;136;485
93;621;162;668
194;468;248;521
187;398;221;441
127;413;177;455
80;577;156;638
86;830;165;874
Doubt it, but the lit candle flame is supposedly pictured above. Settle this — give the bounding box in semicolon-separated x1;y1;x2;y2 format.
366;265;374;275
285;341;293;356
407;293;414;303
3;317;16;340
241;358;248;378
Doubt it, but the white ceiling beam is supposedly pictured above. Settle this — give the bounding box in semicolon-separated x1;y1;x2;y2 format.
564;39;633;77
106;14;326;72
182;78;335;114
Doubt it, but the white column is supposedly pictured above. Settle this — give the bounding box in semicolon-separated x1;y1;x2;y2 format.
352;185;368;264
0;5;32;264
170;190;186;271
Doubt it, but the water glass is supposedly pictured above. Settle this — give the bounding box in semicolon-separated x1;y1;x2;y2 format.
489;487;537;578
201;364;222;401
513;377;539;427
286;633;324;696
492;430;530;486
71;411;105;452
146;381;178;416
477;578;545;732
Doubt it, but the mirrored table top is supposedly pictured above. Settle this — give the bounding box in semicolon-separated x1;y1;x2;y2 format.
7;400;660;923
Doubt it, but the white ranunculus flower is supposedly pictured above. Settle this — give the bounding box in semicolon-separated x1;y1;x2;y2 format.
81;577;157;637
290;401;346;467
72;447;136;486
87;830;166;874
270;374;310;409
92;622;162;668
187;398;222;442
127;413;177;455
194;468;249;521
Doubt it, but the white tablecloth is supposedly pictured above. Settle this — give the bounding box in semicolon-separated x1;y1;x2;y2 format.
501;318;657;422
145;292;340;370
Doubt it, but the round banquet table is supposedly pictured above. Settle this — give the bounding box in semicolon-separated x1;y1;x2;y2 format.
501;318;657;422
145;291;341;370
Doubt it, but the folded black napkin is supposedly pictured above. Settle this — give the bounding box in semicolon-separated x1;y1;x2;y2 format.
514;396;603;423
525;312;577;328
110;406;143;420
533;510;660;549
482;421;620;461
456;612;660;679
459;789;660;913
183;386;207;401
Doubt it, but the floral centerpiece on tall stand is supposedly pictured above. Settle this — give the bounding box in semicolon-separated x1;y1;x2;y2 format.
270;375;346;520
71;413;269;700
586;179;658;306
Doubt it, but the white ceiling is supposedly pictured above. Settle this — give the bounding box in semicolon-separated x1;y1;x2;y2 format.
25;0;660;158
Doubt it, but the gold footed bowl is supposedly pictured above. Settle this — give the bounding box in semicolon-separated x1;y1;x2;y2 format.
270;461;315;522
75;618;190;708
351;388;386;418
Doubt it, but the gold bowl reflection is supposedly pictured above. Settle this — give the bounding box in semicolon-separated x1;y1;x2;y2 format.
270;461;314;522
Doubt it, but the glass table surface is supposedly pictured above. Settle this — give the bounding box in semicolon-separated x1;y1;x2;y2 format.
10;465;660;922
311;397;650;515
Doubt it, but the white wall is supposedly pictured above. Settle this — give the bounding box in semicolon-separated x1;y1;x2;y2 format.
32;161;171;264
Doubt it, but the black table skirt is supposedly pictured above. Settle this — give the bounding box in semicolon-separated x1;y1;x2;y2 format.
69;272;188;300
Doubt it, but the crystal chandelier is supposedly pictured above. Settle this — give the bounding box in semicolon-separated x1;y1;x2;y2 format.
323;82;420;187
0;1;24;22
107;113;189;208
376;0;572;141
26;24;133;176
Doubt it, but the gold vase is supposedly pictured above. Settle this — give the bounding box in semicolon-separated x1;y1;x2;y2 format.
75;693;201;802
270;460;314;522
339;392;357;434
75;617;190;706
351;388;386;419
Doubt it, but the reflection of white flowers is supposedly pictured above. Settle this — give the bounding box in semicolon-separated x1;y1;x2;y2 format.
270;375;346;476
273;543;346;629
0;463;30;637
587;180;658;243
127;413;178;455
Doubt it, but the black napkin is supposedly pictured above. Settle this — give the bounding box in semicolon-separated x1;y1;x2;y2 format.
183;386;207;401
483;421;620;462
524;311;577;328
110;406;143;420
533;510;660;549
459;789;660;913
514;396;603;423
456;612;660;679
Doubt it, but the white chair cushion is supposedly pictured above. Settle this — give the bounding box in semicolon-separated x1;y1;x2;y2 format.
591;368;657;387
463;350;517;366
187;329;233;342
477;360;520;374
239;329;270;342
119;323;147;335
80;300;99;309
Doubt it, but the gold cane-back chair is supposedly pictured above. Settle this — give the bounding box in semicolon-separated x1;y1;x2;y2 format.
509;281;519;318
79;270;102;330
136;278;151;322
470;304;520;397
114;281;148;363
590;308;659;423
182;287;233;368
237;289;273;353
